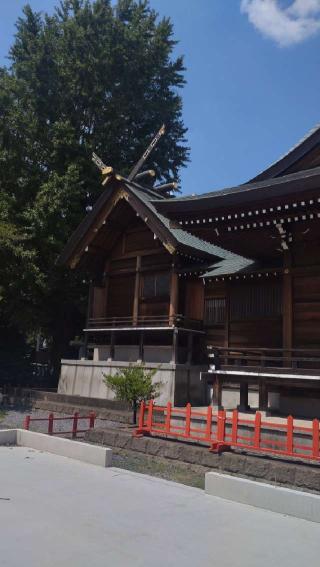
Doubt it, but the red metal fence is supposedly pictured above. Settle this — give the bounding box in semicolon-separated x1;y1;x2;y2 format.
135;401;320;462
23;412;96;439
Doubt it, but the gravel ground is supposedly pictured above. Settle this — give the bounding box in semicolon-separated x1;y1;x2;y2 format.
0;408;118;435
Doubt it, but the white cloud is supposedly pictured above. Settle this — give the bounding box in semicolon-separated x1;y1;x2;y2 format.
241;0;320;47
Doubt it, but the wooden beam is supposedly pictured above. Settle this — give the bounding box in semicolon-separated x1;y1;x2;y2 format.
111;248;165;260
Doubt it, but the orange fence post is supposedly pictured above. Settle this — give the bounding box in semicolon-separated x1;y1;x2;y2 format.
209;410;228;453
217;410;226;442
138;401;145;430
165;402;172;434
23;415;31;430
89;412;96;429
254;412;261;449
185;403;191;437
72;412;79;439
205;406;212;441
287;415;294;455
48;413;54;435
146;400;154;431
312;418;320;459
231;409;238;445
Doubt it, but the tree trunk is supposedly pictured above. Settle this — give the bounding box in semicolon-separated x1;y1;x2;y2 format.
133;401;137;425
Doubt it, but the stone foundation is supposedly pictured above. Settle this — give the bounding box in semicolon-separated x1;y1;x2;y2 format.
86;426;320;493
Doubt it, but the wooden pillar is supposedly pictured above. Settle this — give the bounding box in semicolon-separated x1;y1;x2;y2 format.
238;382;250;412
133;256;141;326
108;331;115;361
258;379;268;411
86;281;94;326
282;251;293;360
213;375;223;409
224;284;230;348
104;261;110;317
187;333;193;365
169;266;179;326
171;329;178;364
84;282;94;359
138;331;144;363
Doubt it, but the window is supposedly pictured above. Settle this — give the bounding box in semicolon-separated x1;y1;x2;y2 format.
204;298;226;326
230;283;282;321
142;273;170;299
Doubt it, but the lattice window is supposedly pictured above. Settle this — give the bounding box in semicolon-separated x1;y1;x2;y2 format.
230;283;282;321
204;298;226;325
142;273;170;299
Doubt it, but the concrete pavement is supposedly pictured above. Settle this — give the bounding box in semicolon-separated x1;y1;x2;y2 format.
1;446;320;567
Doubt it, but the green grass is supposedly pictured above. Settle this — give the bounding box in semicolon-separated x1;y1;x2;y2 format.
0;410;7;421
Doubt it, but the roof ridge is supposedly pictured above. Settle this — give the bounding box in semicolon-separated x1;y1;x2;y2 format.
248;122;320;183
153;164;320;204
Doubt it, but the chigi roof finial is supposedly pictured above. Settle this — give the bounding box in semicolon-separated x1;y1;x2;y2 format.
91;124;165;182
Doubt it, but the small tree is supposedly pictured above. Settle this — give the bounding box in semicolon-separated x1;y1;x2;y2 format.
103;364;161;424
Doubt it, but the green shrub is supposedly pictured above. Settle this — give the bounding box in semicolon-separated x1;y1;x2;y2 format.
103;364;161;424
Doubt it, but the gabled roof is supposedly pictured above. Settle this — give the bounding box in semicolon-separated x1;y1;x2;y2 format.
249;123;320;183
59;174;254;276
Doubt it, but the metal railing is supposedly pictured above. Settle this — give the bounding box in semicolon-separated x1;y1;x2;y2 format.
134;401;320;462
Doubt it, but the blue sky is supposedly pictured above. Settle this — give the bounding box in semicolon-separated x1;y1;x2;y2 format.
1;1;320;195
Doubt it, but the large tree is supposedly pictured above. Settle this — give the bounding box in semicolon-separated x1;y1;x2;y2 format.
0;0;188;382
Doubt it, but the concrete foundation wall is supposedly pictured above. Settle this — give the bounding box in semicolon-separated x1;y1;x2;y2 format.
0;429;112;467
205;471;320;523
59;360;206;406
93;345;173;364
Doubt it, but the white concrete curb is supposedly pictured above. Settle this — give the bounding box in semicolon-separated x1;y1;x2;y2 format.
205;471;320;523
0;429;112;468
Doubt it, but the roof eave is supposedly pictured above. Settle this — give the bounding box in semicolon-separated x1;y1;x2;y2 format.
153;166;320;216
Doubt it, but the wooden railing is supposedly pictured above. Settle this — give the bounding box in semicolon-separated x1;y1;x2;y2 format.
87;314;203;331
134;401;320;462
207;346;320;372
23;412;96;438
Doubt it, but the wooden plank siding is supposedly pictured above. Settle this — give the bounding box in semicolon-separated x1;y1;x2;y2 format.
293;274;320;348
185;280;204;321
90;219;173;323
204;280;283;350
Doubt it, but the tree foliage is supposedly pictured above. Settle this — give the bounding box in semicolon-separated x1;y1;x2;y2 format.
104;363;161;423
0;0;188;379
